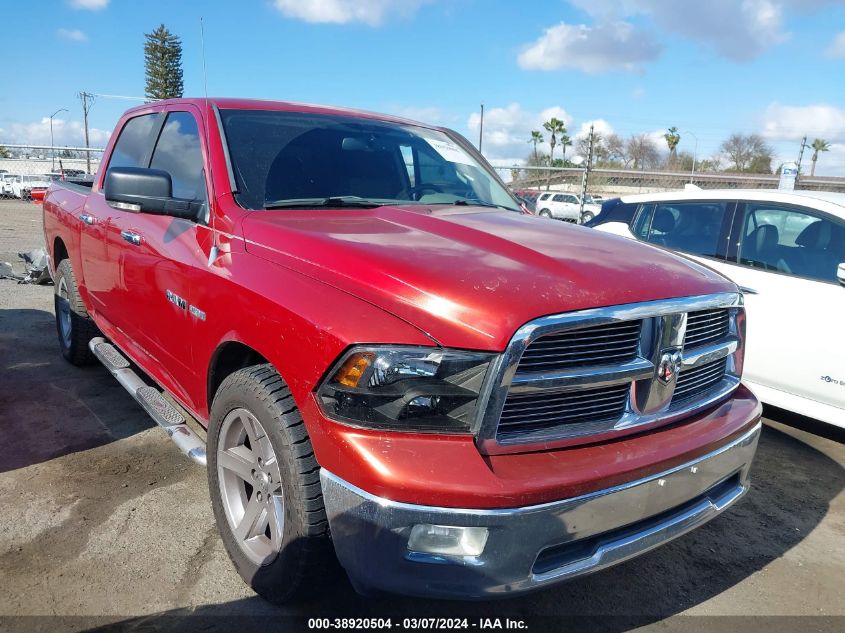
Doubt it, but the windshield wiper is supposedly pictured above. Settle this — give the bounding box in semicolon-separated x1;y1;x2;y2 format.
264;196;386;210
436;200;521;212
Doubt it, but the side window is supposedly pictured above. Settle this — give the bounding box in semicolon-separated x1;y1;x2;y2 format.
150;111;206;201
643;201;729;258
553;194;565;202
632;204;655;239
564;195;578;204
736;202;845;283
107;114;156;170
399;145;415;186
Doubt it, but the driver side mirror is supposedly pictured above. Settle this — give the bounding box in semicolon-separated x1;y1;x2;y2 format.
104;167;201;220
838;263;845;288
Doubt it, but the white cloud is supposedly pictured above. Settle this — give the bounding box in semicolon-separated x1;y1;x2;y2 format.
0;117;110;148
826;31;845;58
467;103;573;159
57;28;88;42
518;21;660;73
272;0;428;26
569;0;789;61
761;103;845;142
69;0;109;10
574;119;615;140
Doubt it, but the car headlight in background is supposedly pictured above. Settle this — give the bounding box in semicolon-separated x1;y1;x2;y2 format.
317;346;495;433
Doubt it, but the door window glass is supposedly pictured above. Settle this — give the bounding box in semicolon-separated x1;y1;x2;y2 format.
553;194;565;202
632;205;654;239
642;201;729;258
737;202;845;282
107;114;156;170
149;111;206;201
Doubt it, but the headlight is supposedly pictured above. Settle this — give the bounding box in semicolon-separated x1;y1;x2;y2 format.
317;346;495;433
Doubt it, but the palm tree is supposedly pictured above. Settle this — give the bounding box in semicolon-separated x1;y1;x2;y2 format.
664;126;681;165
810;138;831;176
529;130;544;161
560;133;572;165
543;117;567;189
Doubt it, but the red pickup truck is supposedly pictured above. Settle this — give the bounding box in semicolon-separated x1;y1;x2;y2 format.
43;98;762;602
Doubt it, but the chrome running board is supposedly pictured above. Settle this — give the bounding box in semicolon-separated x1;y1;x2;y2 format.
89;337;207;466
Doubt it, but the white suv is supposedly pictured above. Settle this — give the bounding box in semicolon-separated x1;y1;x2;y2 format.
590;189;845;428
535;192;601;223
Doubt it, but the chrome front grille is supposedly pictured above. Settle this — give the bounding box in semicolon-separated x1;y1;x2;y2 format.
517;321;642;373
673;357;728;404
498;384;630;441
481;293;744;451
684;309;729;348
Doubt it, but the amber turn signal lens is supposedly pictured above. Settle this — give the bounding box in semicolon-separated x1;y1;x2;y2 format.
333;352;375;388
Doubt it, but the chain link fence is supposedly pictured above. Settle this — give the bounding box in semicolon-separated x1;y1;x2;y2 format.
494;165;845;201
1;144;103;201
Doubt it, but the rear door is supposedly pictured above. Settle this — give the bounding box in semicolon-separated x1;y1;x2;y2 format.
112;108;209;401
81;112;158;323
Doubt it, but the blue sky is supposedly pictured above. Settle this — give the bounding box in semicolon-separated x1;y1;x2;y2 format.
3;0;845;174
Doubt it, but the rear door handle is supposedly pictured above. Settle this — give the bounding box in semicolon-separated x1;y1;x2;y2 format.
120;230;142;246
80;213;96;225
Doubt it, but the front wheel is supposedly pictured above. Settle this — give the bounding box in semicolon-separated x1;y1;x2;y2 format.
539;209;552;218
208;365;337;603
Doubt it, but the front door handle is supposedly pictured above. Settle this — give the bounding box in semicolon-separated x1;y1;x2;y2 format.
120;230;142;246
80;213;96;225
738;286;758;295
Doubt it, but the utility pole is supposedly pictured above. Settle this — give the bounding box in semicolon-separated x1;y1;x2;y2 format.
795;135;808;186
478;103;484;153
579;124;594;222
78;92;95;174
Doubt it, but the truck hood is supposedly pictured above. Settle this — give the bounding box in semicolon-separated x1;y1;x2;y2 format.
242;205;737;350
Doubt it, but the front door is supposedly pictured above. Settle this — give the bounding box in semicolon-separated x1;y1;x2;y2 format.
110;109;210;401
707;201;845;415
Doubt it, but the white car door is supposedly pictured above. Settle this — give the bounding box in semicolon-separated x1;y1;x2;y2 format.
703;201;845;426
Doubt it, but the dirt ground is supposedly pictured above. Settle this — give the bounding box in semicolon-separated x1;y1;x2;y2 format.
0;200;843;631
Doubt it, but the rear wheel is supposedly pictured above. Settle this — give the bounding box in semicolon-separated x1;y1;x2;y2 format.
208;364;336;603
54;259;99;365
581;211;595;224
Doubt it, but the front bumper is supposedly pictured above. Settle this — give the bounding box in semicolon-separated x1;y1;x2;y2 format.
321;421;761;599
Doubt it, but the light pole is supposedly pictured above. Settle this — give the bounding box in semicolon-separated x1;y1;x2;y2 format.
49;108;68;171
684;130;698;184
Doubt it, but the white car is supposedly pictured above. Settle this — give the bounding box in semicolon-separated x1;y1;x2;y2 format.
590;189;845;428
535;192;601;223
10;174;50;199
1;173;19;198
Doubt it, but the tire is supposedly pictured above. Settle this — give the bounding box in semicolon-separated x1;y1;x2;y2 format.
54;259;99;365
539;209;552;218
207;364;337;603
581;211;594;224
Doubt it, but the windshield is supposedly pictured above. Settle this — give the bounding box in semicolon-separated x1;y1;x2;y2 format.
219;109;519;212
24;175;46;183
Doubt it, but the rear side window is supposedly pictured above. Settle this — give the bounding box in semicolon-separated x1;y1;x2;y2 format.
149;111;206;201
640;201;730;258
107;114;156;171
589;200;638;227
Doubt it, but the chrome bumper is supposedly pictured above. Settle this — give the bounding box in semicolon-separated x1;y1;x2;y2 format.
320;422;761;599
